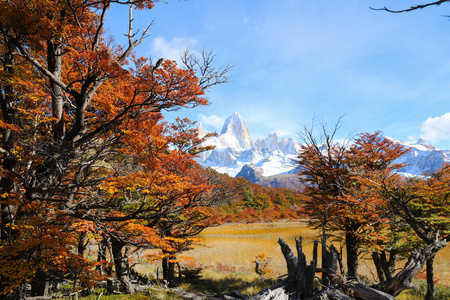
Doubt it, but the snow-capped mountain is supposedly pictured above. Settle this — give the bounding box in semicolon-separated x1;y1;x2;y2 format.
196;112;450;188
387;138;450;176
196;112;301;178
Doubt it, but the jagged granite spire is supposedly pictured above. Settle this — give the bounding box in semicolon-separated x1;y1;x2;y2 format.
220;112;254;149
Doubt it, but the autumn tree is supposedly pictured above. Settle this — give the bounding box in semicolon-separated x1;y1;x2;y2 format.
150;167;241;284
297;121;354;279
362;165;450;299
0;0;230;297
272;125;449;299
345;132;412;282
95;117;240;287
297;123;408;281
146;120;241;284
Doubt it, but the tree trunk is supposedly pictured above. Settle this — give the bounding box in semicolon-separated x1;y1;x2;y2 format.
253;237;396;300
162;256;168;282
251;236;449;300
177;262;183;281
97;234;112;276
0;42;17;244
168;257;175;283
425;255;435;300
372;252;386;283
380;250;397;281
372;250;397;283
321;211;330;286
47;39;65;142
30;269;49;297
110;237;134;294
96;237;106;274
77;231;88;257
345;231;359;280
373;238;448;297
162;252;177;284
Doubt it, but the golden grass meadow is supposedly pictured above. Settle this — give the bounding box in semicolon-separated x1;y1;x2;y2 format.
97;221;450;299
179;221;450;286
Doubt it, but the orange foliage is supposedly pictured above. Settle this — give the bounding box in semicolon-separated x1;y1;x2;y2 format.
0;0;226;295
218;180;305;223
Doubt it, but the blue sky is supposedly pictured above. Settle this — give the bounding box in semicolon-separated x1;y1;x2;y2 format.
106;1;450;148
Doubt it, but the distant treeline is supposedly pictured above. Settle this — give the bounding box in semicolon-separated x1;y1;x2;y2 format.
218;179;306;223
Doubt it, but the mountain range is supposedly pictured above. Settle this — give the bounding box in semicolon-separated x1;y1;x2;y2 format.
196;112;450;189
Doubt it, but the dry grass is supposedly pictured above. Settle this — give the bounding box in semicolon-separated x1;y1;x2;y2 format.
180;221;450;286
131;221;449;300
181;221;319;278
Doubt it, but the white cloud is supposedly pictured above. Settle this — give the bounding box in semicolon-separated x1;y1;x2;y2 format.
420;112;450;142
197;114;225;131
151;36;198;64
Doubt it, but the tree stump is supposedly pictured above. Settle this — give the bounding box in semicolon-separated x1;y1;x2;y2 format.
253;237;396;300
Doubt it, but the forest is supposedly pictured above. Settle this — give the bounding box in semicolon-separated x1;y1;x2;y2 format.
0;0;449;300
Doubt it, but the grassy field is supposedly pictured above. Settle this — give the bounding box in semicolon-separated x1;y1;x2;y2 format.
88;221;449;299
179;221;450;286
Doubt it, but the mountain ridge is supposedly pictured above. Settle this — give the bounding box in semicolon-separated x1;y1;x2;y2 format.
196;112;450;188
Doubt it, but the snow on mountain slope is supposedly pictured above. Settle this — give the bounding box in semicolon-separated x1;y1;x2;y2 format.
196;113;450;185
196;112;301;177
386;137;450;175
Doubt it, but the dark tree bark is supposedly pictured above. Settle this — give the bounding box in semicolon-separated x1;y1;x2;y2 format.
381;250;397;281
372;250;398;283
372;252;386;282
345;231;359;280
96;234;112;276
162;251;177;284
0;39;17;244
47;39;65;142
253;238;368;300
77;231;88;257
425;255;436;300
321;211;331;286
251;236;447;300
371;1;450;13
373;239;447;297
30;269;49;297
110;236;134;294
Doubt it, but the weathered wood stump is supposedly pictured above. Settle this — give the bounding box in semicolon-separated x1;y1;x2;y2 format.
208;235;448;300
247;235;449;300
252;237;396;300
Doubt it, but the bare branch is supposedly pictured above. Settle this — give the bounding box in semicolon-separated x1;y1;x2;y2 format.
65;0;82;28
181;48;234;90
92;1;110;51
370;0;450;13
119;4;154;62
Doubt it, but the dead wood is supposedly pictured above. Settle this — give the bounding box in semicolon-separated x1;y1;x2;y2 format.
250;236;447;300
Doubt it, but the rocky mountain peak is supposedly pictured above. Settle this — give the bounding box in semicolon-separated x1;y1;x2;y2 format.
415;138;435;150
197;122;206;138
220;112;254;149
196;113;450;188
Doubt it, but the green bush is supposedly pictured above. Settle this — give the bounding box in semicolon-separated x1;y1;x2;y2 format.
407;280;450;300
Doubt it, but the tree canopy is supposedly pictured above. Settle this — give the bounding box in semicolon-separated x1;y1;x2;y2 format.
0;0;231;297
297;123;449;299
